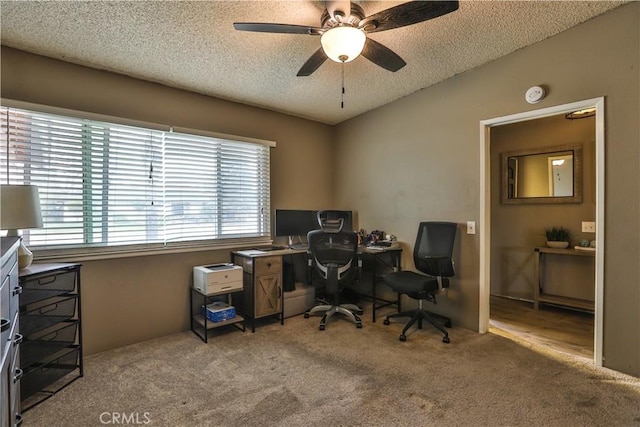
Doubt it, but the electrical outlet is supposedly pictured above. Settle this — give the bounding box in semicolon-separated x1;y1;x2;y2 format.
582;221;596;233
467;221;476;235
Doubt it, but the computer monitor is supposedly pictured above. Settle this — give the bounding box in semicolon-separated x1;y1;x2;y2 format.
274;210;319;239
274;209;354;245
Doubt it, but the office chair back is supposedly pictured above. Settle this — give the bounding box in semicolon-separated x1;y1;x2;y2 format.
305;227;363;329
413;222;457;279
307;229;359;295
317;210;350;233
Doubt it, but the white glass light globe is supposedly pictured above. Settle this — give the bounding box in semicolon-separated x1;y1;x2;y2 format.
320;26;366;63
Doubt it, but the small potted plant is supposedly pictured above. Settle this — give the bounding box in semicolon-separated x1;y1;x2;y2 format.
544;226;572;249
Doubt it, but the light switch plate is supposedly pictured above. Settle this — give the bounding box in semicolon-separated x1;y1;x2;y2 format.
467;221;476;235
582;221;596;233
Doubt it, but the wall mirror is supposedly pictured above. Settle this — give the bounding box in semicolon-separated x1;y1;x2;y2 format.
501;143;583;204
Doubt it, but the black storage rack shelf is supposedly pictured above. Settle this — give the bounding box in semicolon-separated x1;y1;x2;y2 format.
20;295;78;337
20;269;77;306
18;263;83;412
20;346;81;409
21;321;79;368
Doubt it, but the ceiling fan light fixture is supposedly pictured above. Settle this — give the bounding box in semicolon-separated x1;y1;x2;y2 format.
320;26;366;63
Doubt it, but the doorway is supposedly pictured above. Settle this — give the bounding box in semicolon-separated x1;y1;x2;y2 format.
478;97;605;365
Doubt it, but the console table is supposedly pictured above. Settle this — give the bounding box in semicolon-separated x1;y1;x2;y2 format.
534;246;595;311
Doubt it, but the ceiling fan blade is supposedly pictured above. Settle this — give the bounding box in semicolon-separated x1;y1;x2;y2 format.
324;0;351;21
360;1;459;33
233;22;322;35
297;48;328;76
361;38;406;72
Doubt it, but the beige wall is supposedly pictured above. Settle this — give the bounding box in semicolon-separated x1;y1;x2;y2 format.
2;3;638;376
1;46;335;355
334;3;639;376
490;114;596;300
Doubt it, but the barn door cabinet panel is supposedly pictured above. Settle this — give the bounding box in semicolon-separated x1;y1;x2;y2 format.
231;252;283;332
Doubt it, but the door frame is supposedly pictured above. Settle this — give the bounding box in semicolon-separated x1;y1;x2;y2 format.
478;97;605;366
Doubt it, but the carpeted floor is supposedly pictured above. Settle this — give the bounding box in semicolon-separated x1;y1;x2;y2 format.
22;311;640;427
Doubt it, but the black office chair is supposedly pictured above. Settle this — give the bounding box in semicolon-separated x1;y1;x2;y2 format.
304;211;362;330
383;222;457;343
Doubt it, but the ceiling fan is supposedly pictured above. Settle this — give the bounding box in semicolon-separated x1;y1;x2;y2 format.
233;1;459;76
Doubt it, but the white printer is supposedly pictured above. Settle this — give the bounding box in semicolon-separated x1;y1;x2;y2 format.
193;263;243;295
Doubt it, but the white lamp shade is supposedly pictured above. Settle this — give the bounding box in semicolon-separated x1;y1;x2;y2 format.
1;184;43;231
321;26;366;63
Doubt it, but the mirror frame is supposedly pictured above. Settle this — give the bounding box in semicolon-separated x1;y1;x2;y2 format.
501;143;583;204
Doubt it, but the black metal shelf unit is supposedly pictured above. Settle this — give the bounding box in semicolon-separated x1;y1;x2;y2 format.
18;263;83;412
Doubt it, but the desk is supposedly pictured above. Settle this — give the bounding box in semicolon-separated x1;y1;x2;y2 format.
534;246;595;311
358;247;402;322
231;245;402;328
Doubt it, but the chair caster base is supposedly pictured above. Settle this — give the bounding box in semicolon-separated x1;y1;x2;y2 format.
383;318;390;325
442;336;450;343
399;334;407;342
304;313;310;318
319;324;325;331
356;322;362;328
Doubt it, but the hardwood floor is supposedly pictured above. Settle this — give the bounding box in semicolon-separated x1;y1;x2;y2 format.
489;295;594;359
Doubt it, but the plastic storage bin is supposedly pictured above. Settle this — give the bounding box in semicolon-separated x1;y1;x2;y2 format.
204;302;236;323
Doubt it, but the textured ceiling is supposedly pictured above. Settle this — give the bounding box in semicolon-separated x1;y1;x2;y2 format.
0;1;627;125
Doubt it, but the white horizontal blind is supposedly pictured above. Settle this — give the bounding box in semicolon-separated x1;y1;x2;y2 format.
163;131;270;243
1;107;164;248
1;106;271;250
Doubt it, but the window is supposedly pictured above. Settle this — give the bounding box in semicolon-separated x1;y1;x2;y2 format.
1;105;273;254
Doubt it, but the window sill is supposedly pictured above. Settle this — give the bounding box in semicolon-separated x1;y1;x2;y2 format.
32;238;273;263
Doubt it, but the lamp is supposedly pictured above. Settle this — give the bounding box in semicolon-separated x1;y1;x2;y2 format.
320;26;366;63
1;184;43;269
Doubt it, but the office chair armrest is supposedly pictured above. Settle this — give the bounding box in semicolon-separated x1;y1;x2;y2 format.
306;254;313;284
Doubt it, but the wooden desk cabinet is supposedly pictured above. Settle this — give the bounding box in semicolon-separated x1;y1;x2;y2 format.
231;252;284;332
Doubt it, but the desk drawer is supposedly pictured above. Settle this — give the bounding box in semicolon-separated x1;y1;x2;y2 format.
9;261;20;327
254;256;282;275
1;276;10;356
